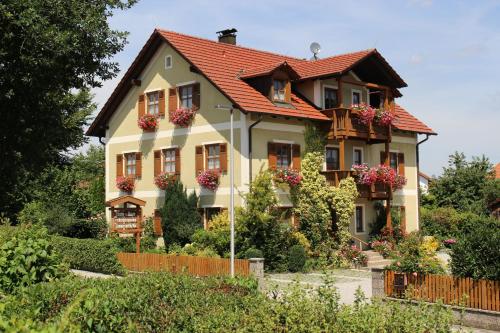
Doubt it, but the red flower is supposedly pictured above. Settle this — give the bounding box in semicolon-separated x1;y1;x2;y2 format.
352;103;376;125
170;107;197;127
196;170;220;191
116;176;134;192
352;164;407;189
271;168;302;187
138;114;158;131
375;108;395;126
154;172;176;190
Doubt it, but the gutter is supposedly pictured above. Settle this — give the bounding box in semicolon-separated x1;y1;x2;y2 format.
248;114;263;182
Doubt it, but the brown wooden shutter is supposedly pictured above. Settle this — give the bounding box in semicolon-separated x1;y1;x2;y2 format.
219;143;227;173
192;83;200;109
154;150;162;176
285;81;291;103
135;152;142;178
380;151;387;165
292;144;301;171
168;88;177;114
195;145;204;174
398;153;405;176
154;210;163;236
158;89;165;116
138;94;145;119
116;155;123;177
268;142;277;169
175;148;181;176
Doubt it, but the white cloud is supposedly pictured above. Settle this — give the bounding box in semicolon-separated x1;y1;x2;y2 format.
410;54;423;64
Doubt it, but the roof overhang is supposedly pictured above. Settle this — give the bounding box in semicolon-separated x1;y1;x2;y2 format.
106;195;146;207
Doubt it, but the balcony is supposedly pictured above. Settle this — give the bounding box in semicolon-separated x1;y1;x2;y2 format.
320;170;390;200
322;107;390;143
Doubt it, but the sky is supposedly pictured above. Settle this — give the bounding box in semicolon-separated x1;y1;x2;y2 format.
90;0;500;176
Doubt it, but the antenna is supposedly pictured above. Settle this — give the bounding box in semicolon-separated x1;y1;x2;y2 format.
310;42;321;60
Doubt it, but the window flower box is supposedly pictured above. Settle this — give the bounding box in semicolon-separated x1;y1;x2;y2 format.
196;170;220;191
271;168;302;188
352;103;376;125
154;172;177;190
116;176;134;192
170;107;197;127
137;114;158;131
352;164;406;190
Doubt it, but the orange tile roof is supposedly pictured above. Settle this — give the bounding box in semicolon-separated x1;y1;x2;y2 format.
87;29;435;137
495;163;500;179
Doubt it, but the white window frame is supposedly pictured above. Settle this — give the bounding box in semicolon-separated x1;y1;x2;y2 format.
352;146;364;166
125;153;136;177
351;88;363;105
146;91;160;115
162;148;176;174
354;204;366;235
324;144;340;171
322;84;338;110
165;55;173;69
206;144;221;171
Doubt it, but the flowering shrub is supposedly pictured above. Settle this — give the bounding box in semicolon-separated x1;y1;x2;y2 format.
137;114;158;131
340;245;368;267
375;108;395;126
116;176;134;192
170;107;197;127
154;172;177;190
370;239;394;258
352;164;407;190
352;103;376;125
272;168;302;187
196;170;220;191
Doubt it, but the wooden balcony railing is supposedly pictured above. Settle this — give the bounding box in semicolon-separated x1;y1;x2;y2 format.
322;107;391;143
320;170;390;200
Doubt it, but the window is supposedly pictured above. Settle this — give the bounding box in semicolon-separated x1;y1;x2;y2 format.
325;147;340;170
165;55;172;69
179;85;193;109
352;91;361;105
276;143;291;168
125;153;136;176
205;208;222;224
147;91;160;115
353;148;363;165
206;144;221;170
390;153;398;172
355;206;364;233
163;149;176;173
324;87;338;109
273;80;286;102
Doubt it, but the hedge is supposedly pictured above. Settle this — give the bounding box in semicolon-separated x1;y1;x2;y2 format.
51;236;125;275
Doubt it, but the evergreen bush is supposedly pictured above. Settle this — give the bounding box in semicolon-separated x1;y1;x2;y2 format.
243;248;264;259
288;244;307;272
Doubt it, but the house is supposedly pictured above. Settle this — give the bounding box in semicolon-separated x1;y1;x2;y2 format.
86;28;436;241
418;171;432;194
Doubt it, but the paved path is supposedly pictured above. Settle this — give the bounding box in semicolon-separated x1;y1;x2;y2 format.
70;269;121;279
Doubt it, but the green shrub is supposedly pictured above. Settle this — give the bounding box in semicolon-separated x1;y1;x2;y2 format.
288;245;307;272
243;248;263;259
450;216;500;280
0;226;67;293
191;211;230;256
51;236;125;275
420;206;477;241
110;235;157;253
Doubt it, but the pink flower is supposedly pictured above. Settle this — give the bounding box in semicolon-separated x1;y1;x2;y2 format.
376;109;395;126
170;107;197;127
396;261;401;267
116;176;134;192
196;170;220;191
137;114;158;130
271;168;302;187
154;172;176;190
412;272;418;277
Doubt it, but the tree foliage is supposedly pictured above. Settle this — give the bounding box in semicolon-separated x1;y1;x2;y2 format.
0;0;136;218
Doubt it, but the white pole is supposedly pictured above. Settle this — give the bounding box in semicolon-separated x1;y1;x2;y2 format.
230;108;235;277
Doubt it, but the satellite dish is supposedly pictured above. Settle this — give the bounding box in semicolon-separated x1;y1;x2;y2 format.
310;42;321;60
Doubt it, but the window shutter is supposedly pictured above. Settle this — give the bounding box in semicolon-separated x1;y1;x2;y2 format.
158;89;165;116
116;155;123;177
195;145;204;174
380;151;387;165
285;81;291;103
398;153;405;176
268;142;277;169
175;148;181;176
292;144;301;171
168;88;177;114
192;83;200;110
154;210;163;236
138;94;145;119
154;150;162;176
135;152;142;178
219;143;227;173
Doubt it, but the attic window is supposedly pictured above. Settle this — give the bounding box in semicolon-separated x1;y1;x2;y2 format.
273;79;287;102
165;55;172;69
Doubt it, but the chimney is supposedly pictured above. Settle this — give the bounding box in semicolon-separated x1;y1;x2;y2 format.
216;28;237;45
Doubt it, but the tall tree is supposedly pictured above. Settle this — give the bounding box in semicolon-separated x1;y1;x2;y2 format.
0;0;136;217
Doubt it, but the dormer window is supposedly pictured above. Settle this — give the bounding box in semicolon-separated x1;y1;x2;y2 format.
273;79;287;102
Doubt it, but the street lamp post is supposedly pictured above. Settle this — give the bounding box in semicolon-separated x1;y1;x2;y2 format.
215;104;235;277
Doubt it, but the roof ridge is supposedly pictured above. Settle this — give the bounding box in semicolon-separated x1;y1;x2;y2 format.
155;28;305;62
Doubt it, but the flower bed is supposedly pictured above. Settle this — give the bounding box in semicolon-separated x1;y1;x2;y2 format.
271;168;302;187
116;176;134;192
154;172;177;190
196;170;220;191
352;164;407;190
170;107;197;127
137;114;158;131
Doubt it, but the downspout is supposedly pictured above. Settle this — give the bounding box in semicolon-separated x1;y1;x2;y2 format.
248;114;263;183
416;134;431;228
98;136;105;146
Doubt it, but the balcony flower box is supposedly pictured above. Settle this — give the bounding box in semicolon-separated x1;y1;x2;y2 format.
352;103;376;125
116;176;134;192
352;164;406;190
271;168;302;188
196;170;220;191
154;172;177;190
138;114;158;131
170;107;197;127
375;108;395;126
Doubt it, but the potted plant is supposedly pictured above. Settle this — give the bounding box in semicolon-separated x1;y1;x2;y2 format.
271;168;302;188
375;108;395;126
352;103;376;125
196;170;220;191
116;176;134;192
170;107;197;127
352;164;407;190
138;114;158;131
154;172;177;190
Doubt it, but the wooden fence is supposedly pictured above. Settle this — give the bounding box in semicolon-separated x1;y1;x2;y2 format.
385;270;500;312
117;252;250;277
